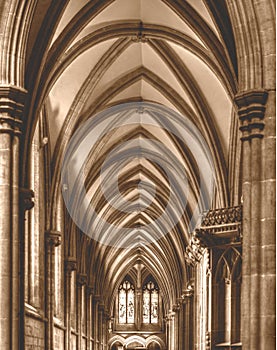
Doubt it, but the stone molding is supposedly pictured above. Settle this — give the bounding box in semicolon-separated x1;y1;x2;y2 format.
234;89;268;141
0;85;27;134
45;230;62;247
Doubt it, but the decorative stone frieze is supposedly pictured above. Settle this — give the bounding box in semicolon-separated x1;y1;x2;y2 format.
234;89;268;141
195;206;242;247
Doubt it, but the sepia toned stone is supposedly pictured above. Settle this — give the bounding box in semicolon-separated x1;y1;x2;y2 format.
0;1;275;349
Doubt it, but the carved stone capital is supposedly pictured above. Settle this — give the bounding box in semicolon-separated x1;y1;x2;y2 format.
45;230;62;247
166;310;176;321
98;303;105;313
172;303;181;313
93;295;102;304
20;188;34;211
235;89;268;141
87;286;94;296
180;284;194;303
65;258;77;274
0;85;27;134
77;273;87;286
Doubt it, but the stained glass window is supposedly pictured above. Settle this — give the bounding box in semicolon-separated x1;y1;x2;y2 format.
118;280;135;324
143;281;159;324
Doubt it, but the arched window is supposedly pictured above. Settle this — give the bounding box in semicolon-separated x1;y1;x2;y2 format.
118;280;135;324
143;280;159;324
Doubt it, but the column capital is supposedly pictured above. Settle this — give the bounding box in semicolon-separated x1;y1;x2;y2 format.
172;303;181;313
93;295;102;304
166;311;175;321
65;258;77;273
45;230;62;247
179;284;194;304
87;286;94;296
0;85;27;134
19;188;34;211
98;303;105;312
234;89;269;141
77;273;87;286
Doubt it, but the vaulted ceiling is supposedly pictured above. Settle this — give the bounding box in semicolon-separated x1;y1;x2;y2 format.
25;0;239;311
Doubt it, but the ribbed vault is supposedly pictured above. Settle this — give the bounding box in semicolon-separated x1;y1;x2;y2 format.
23;0;238;313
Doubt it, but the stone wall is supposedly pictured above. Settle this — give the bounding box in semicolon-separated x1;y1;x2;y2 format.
25;316;45;350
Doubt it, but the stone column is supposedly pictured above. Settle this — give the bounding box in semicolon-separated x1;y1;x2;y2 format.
176;300;184;350
0;86;26;350
181;287;194;350
93;298;99;350
172;304;180;350
235;90;275;349
77;273;87;350
86;287;94;350
102;311;109;350
65;258;77;350
98;305;104;350
45;230;62;349
184;234;204;350
19;188;34;350
167;311;175;350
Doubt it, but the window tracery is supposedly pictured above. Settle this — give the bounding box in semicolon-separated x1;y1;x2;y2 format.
118;280;135;324
143;281;159;324
117;276;161;327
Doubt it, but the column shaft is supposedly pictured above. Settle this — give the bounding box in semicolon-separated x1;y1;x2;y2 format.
235;90;275;349
45;231;61;349
0;131;12;349
65;259;77;350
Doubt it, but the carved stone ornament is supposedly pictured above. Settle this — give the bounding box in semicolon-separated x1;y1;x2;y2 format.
195;206;242;247
77;273;87;286
184;233;205;266
65;258;77;273
45;230;62;247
